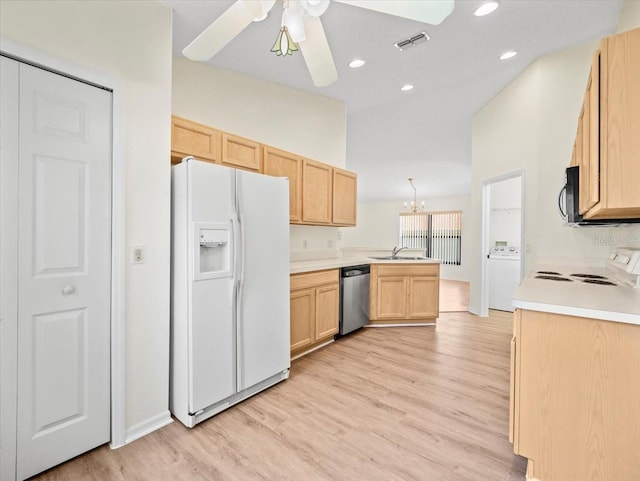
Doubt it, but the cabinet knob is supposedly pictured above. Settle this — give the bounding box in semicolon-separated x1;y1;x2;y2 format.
62;285;76;295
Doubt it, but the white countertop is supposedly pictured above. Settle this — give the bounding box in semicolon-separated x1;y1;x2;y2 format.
290;256;440;274
512;265;640;326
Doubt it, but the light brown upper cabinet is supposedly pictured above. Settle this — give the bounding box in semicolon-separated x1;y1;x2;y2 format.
171;115;221;165
579;28;640;219
263;146;302;222
221;133;262;172
302;159;332;224
332;168;357;226
169;115;358;226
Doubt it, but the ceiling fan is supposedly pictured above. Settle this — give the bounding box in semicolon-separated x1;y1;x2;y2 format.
182;0;455;88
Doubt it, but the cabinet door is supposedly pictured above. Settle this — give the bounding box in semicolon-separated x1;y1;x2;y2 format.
375;276;407;319
579;61;599;215
578;90;590;214
315;283;339;339
587;28;640;219
263;146;302;222
332;168;357;226
407;276;439;319
171;116;221;164
302;159;332;224
290;288;315;352
221;133;262;172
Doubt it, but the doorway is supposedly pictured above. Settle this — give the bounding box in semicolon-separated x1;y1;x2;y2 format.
480;172;525;317
0;52;119;480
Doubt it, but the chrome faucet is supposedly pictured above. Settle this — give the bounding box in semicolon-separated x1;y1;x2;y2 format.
391;246;408;258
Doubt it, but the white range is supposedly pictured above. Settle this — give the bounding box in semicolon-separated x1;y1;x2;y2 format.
512;247;640;325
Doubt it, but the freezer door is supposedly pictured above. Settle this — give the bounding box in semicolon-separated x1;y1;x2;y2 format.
187;160;236;413
236;170;290;391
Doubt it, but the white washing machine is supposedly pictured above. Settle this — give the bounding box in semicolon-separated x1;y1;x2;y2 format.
489;246;521;312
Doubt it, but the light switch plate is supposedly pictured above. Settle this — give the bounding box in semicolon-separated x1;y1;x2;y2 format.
132;245;144;264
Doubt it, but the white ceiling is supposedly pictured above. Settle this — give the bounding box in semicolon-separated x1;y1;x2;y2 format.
160;0;622;203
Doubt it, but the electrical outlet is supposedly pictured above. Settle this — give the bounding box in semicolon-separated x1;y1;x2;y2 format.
132;245;144;264
303;240;308;249
337;230;342;240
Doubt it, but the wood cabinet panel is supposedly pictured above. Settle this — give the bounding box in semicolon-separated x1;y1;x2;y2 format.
584;28;640;219
302;159;332;224
171;116;221;164
315;284;339;339
375;276;407;319
370;264;440;324
290;288;315;352
221;133;262;172
290;269;339;358
511;309;640;480
332;168;357;226
290;269;338;291
407;277;439;319
375;264;439;277
263;146;302;222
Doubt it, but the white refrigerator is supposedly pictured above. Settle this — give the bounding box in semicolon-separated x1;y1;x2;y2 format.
170;158;290;428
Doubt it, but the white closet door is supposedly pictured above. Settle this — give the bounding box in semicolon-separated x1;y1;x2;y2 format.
15;63;112;480
0;55;20;481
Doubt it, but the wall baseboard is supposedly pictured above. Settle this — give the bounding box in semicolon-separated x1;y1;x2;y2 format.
118;410;173;447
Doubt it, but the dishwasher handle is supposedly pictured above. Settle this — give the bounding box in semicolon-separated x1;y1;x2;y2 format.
341;265;370;277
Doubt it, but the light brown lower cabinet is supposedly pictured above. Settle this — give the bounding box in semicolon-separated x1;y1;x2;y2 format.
290;269;339;358
510;309;640;481
369;264;439;325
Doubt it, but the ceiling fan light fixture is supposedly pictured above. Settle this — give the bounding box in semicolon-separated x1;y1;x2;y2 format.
348;58;366;68
401;84;414;91
271;27;299;57
473;1;500;17
299;0;330;17
499;50;518;60
282;4;306;42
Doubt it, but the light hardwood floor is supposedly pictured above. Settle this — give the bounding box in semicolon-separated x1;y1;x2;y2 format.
439;279;470;312
33;311;526;481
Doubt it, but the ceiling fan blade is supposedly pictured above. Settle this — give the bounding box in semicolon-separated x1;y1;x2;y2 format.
182;0;267;61
298;16;339;87
333;0;455;25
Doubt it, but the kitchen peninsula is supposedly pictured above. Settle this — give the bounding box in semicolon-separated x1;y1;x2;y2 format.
289;254;441;359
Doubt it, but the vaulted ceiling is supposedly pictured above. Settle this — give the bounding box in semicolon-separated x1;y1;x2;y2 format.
160;0;622;202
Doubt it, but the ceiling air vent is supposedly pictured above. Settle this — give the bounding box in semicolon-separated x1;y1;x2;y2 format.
394;32;431;51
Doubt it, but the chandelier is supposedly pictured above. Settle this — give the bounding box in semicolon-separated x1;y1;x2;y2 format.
403;178;425;213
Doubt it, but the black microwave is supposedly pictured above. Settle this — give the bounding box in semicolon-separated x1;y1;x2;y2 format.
559;166;640;226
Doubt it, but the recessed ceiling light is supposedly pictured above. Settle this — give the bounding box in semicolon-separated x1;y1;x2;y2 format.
473;1;500;17
348;58;366;68
499;50;518;60
401;84;414;92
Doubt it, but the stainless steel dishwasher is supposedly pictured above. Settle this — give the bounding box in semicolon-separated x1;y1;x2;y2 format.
338;265;370;336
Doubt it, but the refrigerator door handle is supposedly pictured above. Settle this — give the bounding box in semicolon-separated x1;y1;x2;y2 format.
236;174;246;287
235;174;246;390
231;279;239;391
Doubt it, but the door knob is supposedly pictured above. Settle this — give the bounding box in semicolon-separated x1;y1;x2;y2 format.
62;285;76;295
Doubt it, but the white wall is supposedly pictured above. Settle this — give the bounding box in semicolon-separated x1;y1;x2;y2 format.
342;195;472;281
172;57;347;258
469;2;640;314
0;1;173;433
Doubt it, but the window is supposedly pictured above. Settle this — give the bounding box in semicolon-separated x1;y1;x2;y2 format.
399;211;462;265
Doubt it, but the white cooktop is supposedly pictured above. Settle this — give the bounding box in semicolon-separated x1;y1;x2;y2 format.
512;263;640;326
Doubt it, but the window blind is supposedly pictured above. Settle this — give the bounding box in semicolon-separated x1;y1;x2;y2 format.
399;211;462;265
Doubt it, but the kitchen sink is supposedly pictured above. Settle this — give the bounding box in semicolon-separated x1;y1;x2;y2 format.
369;256;431;261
